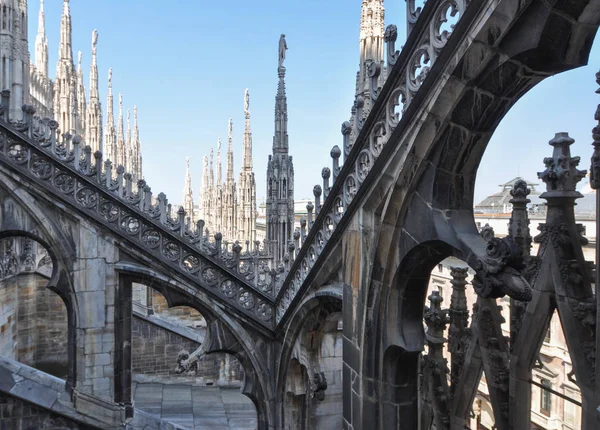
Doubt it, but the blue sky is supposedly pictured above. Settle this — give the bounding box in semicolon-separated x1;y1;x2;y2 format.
28;1;600;206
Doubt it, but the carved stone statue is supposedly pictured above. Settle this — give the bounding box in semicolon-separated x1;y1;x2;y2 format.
108;68;112;86
244;89;250;115
309;372;328;401
92;29;98;55
278;34;287;67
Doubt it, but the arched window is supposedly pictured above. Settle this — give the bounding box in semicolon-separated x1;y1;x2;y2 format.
2;6;6;30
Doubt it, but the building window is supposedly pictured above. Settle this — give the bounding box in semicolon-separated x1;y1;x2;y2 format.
437;263;443;273
563;389;580;428
540;379;552;416
544;324;551;343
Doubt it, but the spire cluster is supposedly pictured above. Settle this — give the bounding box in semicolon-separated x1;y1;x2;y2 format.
23;1;143;180
197;90;257;244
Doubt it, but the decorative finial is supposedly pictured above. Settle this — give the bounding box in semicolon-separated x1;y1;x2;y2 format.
244;89;250;116
217;137;221;152
538;132;586;196
186;156;190;170
228;118;233;137
510;179;531;202
278;34;287;68
108;68;112;86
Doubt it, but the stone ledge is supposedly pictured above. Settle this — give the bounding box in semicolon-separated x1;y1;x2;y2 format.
0;356;186;429
133;309;204;344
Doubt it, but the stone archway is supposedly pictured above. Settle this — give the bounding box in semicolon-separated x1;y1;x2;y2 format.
276;285;343;429
114;264;270;428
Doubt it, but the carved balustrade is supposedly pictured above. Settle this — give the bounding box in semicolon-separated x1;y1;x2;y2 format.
274;0;471;323
0;96;275;328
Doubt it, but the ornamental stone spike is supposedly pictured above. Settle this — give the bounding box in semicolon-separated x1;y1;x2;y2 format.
508;180;532;257
331;145;341;183
384;24;399;66
448;266;469;394
538;132;586;198
313;185;322;215
322;167;331;199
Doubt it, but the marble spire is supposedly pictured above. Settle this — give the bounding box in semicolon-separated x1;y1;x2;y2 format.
267;35;295;263
131;106;142;180
87;30;102;153
356;0;385;115
273;37;289;155
237;89;257;244
35;0;49;77
242;89;253;171
209;148;214;189
116;93;126;169
226;119;234;185
104;68;117;163
216;137;222;187
55;0;78;135
183;157;194;223
77;51;87;136
59;0;73;63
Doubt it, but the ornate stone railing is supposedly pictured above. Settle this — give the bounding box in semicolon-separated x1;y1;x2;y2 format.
274;0;472;324
0;97;275;328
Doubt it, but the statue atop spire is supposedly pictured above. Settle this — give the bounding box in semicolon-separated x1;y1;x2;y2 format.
87;30;102;153
278;34;287;68
237;88;257;244
92;29;98;57
242;89;253;170
273;37;289;155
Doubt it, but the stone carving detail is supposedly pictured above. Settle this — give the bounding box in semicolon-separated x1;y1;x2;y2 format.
422;291;451;428
308;372;327;401
471;236;532;301
507;180;533;346
447;267;471;393
176;350;199;375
